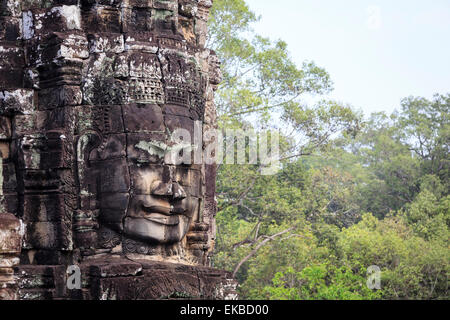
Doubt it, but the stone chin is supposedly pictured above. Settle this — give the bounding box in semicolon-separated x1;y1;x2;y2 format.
124;215;191;244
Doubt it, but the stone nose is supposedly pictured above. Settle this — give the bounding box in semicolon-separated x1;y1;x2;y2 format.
172;182;187;200
150;180;186;200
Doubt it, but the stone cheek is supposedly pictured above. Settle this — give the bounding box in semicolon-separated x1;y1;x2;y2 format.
0;0;236;300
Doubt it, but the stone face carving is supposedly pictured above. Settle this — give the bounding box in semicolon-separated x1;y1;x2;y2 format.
0;0;235;300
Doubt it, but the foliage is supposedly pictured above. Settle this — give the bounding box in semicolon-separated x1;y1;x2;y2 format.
263;265;381;300
208;0;361;157
209;0;449;300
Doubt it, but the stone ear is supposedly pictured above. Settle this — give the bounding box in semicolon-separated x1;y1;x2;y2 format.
76;131;102;165
73;131;103;252
76;131;102;207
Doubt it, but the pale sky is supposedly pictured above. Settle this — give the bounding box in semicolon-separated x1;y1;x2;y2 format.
245;0;450;115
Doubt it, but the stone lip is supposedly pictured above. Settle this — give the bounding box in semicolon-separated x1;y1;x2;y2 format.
15;258;238;300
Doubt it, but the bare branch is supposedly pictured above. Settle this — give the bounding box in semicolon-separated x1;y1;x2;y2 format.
232;226;296;278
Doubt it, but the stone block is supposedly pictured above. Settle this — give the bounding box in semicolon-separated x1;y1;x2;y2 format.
41;32;89;62
0;116;11;139
2;161;17;191
22;193;67;223
126;132;167;163
22;6;82;40
23;220;72;250
0;213;22;254
88;134;127;161
0;89;35;115
82;6;121;33
88;33;124;53
0;16;22;41
38;86;82;109
123;103;164;132
0;0;21;17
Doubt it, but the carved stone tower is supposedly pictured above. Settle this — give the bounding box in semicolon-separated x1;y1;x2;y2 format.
0;0;237;300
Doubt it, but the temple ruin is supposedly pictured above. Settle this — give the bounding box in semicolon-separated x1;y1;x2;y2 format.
0;0;237;300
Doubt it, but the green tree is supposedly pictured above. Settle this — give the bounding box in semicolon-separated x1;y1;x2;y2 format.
209;0;449;300
398;94;449;183
208;0;360;152
210;0;361;282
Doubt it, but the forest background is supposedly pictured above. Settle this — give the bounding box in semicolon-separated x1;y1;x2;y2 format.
208;0;449;300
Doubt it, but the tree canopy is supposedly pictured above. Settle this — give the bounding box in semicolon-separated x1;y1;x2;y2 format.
209;0;449;300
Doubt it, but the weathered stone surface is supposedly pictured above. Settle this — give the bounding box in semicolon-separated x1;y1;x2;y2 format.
14;264;67;300
1;0;235;300
0;213;22;300
126;132;167;163
0;15;21;40
0;116;11;139
88;33;125;54
123;103;164;132
0;213;22;254
22;6;82;40
13;258;237;300
0;89;35;115
38;86;82;109
87;259;143;278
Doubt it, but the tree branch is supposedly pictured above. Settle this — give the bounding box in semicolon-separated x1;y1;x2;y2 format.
232;225;296;278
